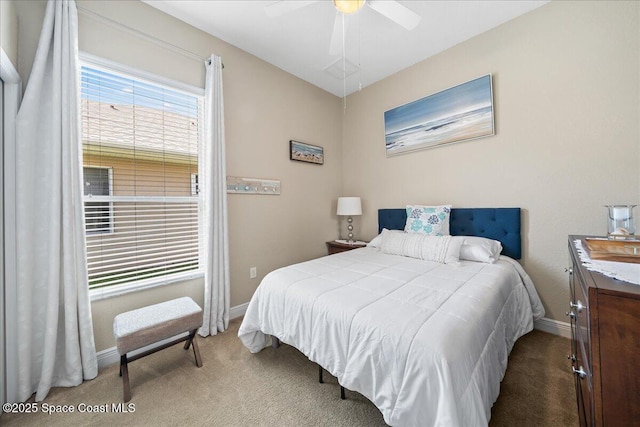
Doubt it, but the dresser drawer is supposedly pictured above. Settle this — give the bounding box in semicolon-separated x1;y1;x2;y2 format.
569;254;592;380
568;242;594;427
575;337;593;426
572;268;591;382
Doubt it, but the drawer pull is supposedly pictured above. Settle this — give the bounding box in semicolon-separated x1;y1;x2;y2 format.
570;300;585;313
565;310;576;318
567;354;576;362
572;366;587;379
565;267;573;274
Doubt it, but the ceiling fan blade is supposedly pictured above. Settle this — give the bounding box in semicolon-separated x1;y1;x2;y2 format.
329;13;348;56
366;0;421;31
264;0;320;18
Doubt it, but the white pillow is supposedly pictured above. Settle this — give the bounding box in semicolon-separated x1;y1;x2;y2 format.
379;229;463;264
459;236;502;263
367;228;406;248
404;205;452;236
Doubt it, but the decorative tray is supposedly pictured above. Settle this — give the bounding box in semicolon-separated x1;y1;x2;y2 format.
584;237;640;264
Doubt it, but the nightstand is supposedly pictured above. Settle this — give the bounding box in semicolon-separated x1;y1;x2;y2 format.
326;240;367;255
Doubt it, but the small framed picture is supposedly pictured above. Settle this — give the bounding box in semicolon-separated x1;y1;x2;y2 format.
289;140;324;165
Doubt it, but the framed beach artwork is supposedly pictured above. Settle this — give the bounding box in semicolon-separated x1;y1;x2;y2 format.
289;140;324;165
384;74;495;156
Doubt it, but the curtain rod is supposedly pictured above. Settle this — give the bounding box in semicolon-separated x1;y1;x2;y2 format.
76;6;224;68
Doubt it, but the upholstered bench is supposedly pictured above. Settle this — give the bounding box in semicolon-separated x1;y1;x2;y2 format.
113;297;203;402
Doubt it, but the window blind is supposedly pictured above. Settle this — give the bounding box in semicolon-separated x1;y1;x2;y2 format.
80;64;202;289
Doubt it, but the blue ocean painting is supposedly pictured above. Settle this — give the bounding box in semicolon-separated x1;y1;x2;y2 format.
384;75;494;155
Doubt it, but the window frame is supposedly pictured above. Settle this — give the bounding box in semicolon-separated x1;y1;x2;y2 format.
80;53;205;301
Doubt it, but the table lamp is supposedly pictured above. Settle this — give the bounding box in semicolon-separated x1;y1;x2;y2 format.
337;197;362;243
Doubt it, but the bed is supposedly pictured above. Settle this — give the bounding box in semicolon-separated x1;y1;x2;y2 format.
238;207;544;426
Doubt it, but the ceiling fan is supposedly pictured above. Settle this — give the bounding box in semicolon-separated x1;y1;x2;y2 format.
265;0;422;55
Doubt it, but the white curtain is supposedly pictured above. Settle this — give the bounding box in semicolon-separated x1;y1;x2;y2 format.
199;55;230;337
14;0;97;402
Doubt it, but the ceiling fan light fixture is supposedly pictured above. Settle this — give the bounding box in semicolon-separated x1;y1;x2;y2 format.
333;0;365;14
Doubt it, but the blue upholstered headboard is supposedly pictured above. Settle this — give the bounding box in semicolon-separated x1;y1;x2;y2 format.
378;208;522;259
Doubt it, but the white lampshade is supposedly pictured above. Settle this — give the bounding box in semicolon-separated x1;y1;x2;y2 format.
337;197;362;216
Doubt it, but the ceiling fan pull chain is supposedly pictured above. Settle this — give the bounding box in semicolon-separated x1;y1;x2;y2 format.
342;13;347;110
358;10;362;92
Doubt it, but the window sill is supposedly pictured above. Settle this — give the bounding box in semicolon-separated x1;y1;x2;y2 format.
89;271;204;302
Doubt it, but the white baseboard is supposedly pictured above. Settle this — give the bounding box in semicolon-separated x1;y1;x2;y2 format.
96;348;119;370
229;302;248;320
534;317;571;339
97;302;250;369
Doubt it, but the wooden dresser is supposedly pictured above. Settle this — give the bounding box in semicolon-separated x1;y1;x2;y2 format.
568;236;640;426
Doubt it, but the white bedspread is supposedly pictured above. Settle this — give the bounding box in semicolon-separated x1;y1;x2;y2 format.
238;247;544;426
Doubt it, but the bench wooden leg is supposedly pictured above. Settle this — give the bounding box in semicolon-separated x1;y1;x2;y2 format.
183;332;192;350
120;354;131;402
188;330;203;367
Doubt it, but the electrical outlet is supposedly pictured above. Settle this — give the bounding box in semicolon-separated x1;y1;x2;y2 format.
250;267;257;279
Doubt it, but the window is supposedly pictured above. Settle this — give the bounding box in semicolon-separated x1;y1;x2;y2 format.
80;58;203;292
83;166;113;234
190;173;199;196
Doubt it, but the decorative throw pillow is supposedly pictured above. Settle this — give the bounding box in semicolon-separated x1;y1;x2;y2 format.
459;236;503;263
379;229;463;264
404;205;452;236
367;228;394;248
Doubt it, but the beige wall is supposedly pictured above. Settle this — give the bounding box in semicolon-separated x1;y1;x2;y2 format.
342;1;640;323
1;0;18;66
16;0;343;352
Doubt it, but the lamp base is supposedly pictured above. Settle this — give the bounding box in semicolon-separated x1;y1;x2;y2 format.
346;216;355;243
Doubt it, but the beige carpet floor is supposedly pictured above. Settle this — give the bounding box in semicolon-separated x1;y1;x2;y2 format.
1;318;577;426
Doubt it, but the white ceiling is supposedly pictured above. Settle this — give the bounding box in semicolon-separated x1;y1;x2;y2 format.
143;1;549;97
